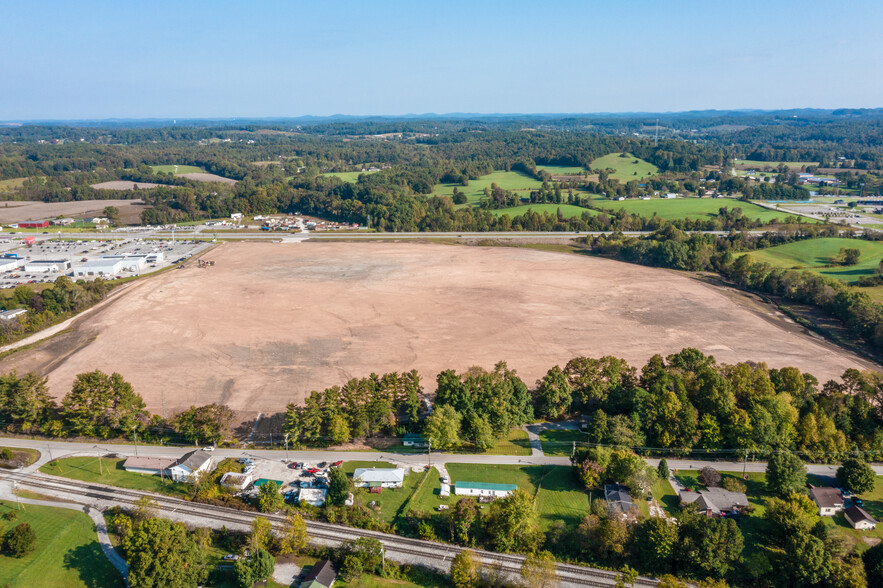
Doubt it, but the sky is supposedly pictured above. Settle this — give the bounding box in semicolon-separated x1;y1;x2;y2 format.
1;0;882;120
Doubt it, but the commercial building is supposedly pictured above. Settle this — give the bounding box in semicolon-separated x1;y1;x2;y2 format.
220;472;253;491
167;450;214;482
122;456;177;476
75;259;125;277
18;220;49;229
100;255;149;271
23;260;71;273
299;488;327;507
454;481;516;499
0;309;26;321
0;259;21;272
353;468;406;489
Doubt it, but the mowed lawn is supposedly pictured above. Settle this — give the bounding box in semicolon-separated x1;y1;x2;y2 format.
342;461;423;524
746;237;883;283
321;171;377;183
39;457;190;497
0;500;124;588
489;203;595;219
150;164;205;174
538;429;586;457
538;165;588;175
591;196;799;222
432;170;544;205
590;153;658;181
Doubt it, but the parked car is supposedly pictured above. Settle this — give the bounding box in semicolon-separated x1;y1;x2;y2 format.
305;467;320;474
202;446;214;452
332;460;343;467
855;499;864;507
317;461;327;468
222;554;239;561
287;463;299;469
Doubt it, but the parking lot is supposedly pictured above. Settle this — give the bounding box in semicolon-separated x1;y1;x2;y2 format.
0;237;213;289
235;455;345;504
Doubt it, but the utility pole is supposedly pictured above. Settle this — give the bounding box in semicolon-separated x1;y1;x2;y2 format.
742;449;748;480
47;444;53;462
572;441;576;458
284;433;289;462
132;426;139;457
427;438;432;469
98;451;103;476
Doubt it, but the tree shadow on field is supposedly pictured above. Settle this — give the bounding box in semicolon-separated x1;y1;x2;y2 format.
63;543;125;588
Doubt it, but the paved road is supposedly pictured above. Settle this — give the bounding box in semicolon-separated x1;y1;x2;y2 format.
2;436;878;476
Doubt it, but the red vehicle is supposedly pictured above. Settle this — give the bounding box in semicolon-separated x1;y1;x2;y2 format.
287;463;299;469
304;467;320;474
331;461;343;468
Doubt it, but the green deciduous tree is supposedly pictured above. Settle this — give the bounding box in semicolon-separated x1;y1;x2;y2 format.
520;550;559;588
327;467;351;507
4;522;36;557
632;517;677;574
123;518;208;588
233;548;275;588
248;516;273;552
450;548;480;588
535;366;572;419
484;488;543;554
256;481;284;513
765;451;807;497
836;457;876;494
424;404;462;450
171;403;235;445
62;370;147;437
676;511;744;579
278;512;307;554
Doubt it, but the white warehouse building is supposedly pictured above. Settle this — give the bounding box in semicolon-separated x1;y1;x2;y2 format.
24;260;70;273
76;259;125;277
0;259;21;272
353;468;406;489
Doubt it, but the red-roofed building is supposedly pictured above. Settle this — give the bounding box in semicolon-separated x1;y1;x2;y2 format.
19;220;49;229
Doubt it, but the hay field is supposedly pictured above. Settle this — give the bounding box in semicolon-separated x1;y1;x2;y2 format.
91;180;167;191
150;164;205;174
432;170;544;205
0;199;146;224
746;238;883;283
590;153;658;181
0;242;873;417
590;196;808;223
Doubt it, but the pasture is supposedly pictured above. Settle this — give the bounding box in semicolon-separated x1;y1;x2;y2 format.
589;153;658;181
538;164;587;175
0;500;124;587
321;171;373;183
590;196;795;222
431;170;544;205
150;164;205;174
746;237;883;283
489;203;595;219
0;177;27;192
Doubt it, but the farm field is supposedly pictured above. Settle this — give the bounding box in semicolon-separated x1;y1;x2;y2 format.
590;196;799;222
746;238;883;283
589;153;658;181
150;164;205;174
734;159;818;169
0;177;27;192
489;203;594;219
0;500;124;588
538;165;587;175
40;457;190;498
0;242;874;417
431;170;544;205
0;199;146;225
91;180;168;191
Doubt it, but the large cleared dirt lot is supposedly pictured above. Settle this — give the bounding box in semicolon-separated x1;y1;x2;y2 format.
0;242;875;416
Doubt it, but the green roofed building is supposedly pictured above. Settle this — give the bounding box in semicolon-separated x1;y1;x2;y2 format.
253;478;284;488
454;481;517;498
403;433;428;447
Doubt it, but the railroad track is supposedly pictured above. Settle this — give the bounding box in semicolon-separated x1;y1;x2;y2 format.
2;472;658;587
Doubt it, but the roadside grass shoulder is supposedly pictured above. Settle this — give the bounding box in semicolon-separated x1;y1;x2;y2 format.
39;457;190;498
0;499;124;588
0;446;40;469
481;428;531;456
538;429;585;456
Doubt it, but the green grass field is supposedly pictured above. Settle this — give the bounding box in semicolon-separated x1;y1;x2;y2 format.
591;196;805;223
488;203;595;219
482;428;532;456
444;463;588;529
538;429;586;456
39;457;190;497
150;164;205;174
734;159;818;170
0;447;40;469
432;170;545;205
746;237;883;283
0;177;27;192
538;165;588;175
0;500;124;587
590;153;658;181
321;171;376;183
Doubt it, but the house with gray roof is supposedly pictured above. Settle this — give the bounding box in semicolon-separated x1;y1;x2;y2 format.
679;487;748;516
168;449;214;482
809;486;844;516
604;484;638;518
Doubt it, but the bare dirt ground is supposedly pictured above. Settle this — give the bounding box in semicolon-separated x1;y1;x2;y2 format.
0;199;147;224
90;181;167;191
177;172;237;185
0;242;876;419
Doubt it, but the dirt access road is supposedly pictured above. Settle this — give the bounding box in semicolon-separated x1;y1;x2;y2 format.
0;242;875;417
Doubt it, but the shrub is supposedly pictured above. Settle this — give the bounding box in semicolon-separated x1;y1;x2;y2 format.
698;467;722;488
4;522;36;557
722;477;747;493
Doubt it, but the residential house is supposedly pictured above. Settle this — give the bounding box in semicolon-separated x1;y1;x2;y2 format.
167;450;214;482
122;456;176;476
809;486;844;516
679;487;748;517
301;559;337;588
353;468;405;489
454;481;516;499
844;505;877;530
605;484;638;518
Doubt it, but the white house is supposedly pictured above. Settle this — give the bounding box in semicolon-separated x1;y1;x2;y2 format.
167;450;214;482
809;486;844;516
220;472;253;491
299;488;327;507
0;308;27;321
353;468;406;489
454;481;516;498
844;505;876;530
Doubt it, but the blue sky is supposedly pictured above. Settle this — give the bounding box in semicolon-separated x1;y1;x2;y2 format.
1;0;881;119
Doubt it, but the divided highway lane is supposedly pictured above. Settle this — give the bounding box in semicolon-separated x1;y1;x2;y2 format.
0;471;659;587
